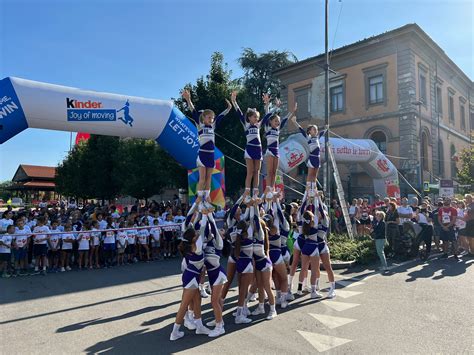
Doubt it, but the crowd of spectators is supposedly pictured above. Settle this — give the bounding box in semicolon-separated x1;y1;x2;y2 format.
0;198;195;277
0;192;472;278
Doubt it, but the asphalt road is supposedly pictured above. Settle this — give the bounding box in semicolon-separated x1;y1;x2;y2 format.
1;255;473;354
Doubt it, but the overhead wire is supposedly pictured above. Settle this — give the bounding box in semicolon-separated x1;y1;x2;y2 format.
215;131;320;190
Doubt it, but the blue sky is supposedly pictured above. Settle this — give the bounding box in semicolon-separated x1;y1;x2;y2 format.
0;0;472;181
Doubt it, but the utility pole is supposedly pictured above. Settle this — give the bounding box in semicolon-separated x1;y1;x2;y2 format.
324;0;331;213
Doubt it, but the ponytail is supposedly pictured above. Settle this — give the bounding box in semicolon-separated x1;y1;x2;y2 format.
260;220;270;255
178;227;196;257
234;220;248;258
302;211;314;236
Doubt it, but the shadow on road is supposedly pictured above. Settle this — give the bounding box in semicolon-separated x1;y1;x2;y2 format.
83;291;332;354
0;284;182;326
405;256;473;282
0;259;183;305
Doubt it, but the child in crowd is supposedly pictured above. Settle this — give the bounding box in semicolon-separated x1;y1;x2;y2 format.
126;221;138;263
0;225;14;278
103;219;116;267
77;222;91;270
60;224;75;271
150;219;161;260
162;213;175;258
116;222;128;266
138;222;150;261
90;220;101;269
14;218;30;276
48;221;61;272
32;216;50;275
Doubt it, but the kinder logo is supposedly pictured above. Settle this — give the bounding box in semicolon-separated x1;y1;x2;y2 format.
0;96;19;119
67;98;103;109
66;98;134;126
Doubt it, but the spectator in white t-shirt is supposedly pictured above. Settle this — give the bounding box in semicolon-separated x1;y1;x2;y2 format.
116;222;128;266
32;216;50;275
397;198;414;226
14;218;31;275
77;222;91;270
48;221;61;272
126;221;138;263
149;219;161;260
60;224;75;271
0;211;14;232
137;222;150;261
0;225;14;278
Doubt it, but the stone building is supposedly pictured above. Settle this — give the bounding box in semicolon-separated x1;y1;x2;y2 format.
274;23;473;199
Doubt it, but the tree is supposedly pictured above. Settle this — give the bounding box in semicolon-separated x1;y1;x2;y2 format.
0;181;12;201
56;135;121;201
117;139;186;200
238;48;297;102
457;146;474;186
56;142;90;199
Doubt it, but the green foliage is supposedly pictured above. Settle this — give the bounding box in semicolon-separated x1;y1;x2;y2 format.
117;139;186;200
327;234;378;264
457;146;474;186
56;142;91;199
174;50;297;198
238;48;297;101
56;136;186;200
0;181;13;201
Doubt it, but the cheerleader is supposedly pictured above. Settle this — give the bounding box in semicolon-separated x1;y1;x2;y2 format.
290;116;326;196
288;191;311;297
262;95;297;198
231;90;263;200
233;205;256;324
301;196;336;299
221;195;248;304
264;206;289;308
274;193;291;266
182;89;231;206
202;212;227;337
170;216;210;341
251;206;277;320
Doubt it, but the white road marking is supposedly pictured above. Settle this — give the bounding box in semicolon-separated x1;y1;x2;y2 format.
329;289;362;299
297;330;352;352
309;313;357;329
322;300;360;312
336;279;366;288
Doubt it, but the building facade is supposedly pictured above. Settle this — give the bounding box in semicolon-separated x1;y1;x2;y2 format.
274;24;473;199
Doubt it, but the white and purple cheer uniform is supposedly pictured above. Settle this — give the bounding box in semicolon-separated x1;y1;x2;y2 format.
191;107;230;168
300;198;329;257
275;200;291;263
267;203;284;265
298;128;326;169
235;207;255;274
294;191;309;252
235;104;262;161
226;196;246;264
202;214;228;287
262;108;290;158
252;208;272;272
181;222;205;289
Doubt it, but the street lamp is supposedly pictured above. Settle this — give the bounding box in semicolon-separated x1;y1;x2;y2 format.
412;100;423;194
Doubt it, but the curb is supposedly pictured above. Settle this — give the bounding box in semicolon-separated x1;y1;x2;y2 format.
321;260;356;270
